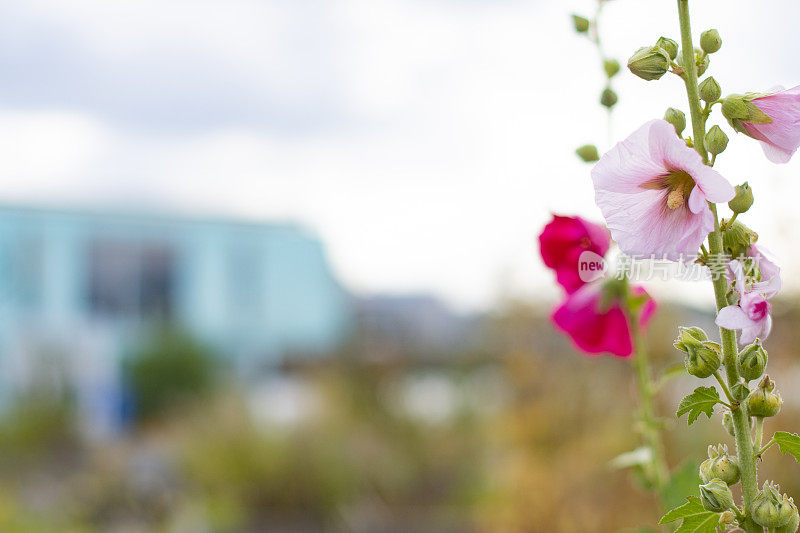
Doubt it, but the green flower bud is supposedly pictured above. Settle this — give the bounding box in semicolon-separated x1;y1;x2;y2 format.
731;381;751;403
684;341;721;379
721;93;774;135
628;46;671;81
575;144;600;163
776;499;800;533
704;125;729;156
722;410;754;437
699;479;735;512
572;14;590;33
664;107;686;135
700;29;722;54
729;182;753;214
753;482;795;529
676;48;709;76
719;510;736;526
696;51;710;76
749;375;782;418
699;76;722;103
722;220;758;259
700;444;740;486
674;326;708;347
737;339;768;381
600;87;618;108
655;36;679;60
604;59;620;78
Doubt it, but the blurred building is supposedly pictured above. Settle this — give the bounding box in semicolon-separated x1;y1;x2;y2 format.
0;204;349;436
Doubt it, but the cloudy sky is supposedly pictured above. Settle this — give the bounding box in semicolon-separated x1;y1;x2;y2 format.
2;0;800;310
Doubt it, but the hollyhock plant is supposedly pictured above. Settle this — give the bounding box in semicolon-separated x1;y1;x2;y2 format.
539;214;610;293
716;258;781;344
722;85;800;164
551;282;656;358
591;119;735;258
725;244;781;291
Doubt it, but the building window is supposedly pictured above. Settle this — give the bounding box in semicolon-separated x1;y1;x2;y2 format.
88;240;174;320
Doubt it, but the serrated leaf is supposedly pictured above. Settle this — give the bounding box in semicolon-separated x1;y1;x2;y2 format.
774;431;800;462
676;387;720;425
660;497;721;533
609;447;653;470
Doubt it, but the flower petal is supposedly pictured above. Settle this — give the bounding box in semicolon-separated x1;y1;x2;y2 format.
691;165;735;204
715;305;753;330
591;120;668;194
688;185;707;214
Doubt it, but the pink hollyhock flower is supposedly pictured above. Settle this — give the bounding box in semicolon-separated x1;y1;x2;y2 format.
551;283;656;358
539;215;610;294
591;119;735;259
725;244;781;294
726;86;800;164
716;258;780;344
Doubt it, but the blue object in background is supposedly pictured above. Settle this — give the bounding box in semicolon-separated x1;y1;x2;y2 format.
0;204;350;436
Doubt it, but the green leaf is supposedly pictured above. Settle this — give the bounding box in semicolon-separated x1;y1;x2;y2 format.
662;460;701;512
676;386;720;425
774;431;800;462
660;497;721;533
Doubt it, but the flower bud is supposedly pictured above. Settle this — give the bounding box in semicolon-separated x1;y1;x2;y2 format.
700;29;722;54
600;87;618;108
731;381;751;402
776;499;800;533
722;220;758;259
673;326;708;349
721;94;774;135
576;144;600;163
699;76;722;103
722;410;754;437
627;46;671;81
699;479;735;512
572;14;590;33
719;510;736;525
753;482;795;529
664;108;686;135
749;375;782;418
700;444;740;486
737;339;768;382
655;36;679;60
604;59;620;78
704;125;729;156
684;341;721;379
729;182;753;214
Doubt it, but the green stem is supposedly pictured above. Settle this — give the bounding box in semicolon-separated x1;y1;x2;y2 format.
759;437;776;457
713;371;735;405
754;417;764;456
675;2;760;530
630;315;669;502
677;0;707;162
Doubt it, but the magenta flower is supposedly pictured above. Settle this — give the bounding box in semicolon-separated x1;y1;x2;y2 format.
551;283;656;358
716;258;780;344
729;86;800;164
539;214;610;294
591;119;735;259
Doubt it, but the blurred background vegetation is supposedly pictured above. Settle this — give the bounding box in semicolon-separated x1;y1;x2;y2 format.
1;296;799;532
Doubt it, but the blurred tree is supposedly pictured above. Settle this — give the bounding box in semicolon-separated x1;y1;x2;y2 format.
125;327;218;421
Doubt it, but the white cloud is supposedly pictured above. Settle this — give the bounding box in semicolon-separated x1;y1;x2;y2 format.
0;0;799;309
